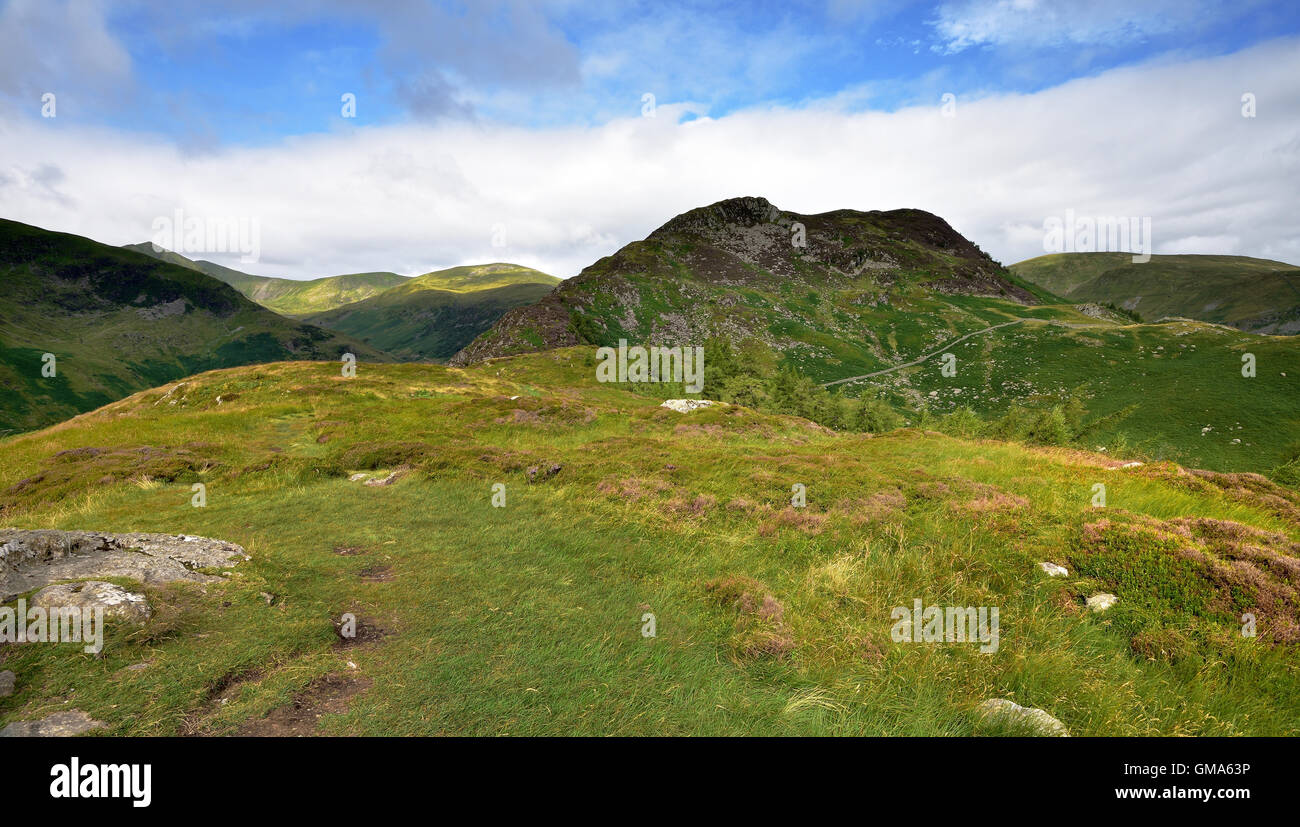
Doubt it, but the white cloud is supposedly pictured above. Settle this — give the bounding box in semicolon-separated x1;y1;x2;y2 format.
0;37;1297;280
1157;235;1240;255
0;0;131;101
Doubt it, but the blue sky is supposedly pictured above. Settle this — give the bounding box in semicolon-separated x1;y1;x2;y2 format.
1;1;1298;277
12;0;1298;144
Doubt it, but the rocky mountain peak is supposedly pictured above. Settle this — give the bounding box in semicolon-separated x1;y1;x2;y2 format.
648;196;785;240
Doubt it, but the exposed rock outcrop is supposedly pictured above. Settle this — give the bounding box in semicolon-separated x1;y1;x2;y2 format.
0;709;106;737
0;529;248;601
31;581;152;624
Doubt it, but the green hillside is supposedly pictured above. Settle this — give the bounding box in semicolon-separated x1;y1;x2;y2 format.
0;220;391;434
123;243;410;316
452;197;1057;370
0;353;1296;736
806;310;1299;476
452;198;1300;476
1011;253;1300;334
305;263;559;361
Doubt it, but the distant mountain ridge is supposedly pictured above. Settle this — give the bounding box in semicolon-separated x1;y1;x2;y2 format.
126;245;561;360
1010;253;1300;334
0;220;389;433
400;262;560;293
305;263;559;361
122;242;410;317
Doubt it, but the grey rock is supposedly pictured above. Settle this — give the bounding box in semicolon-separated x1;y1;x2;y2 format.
0;709;106;737
1087;592;1119;613
0;670;14;698
1039;562;1069;577
978;698;1070;737
363;468;408;487
0;530;248;601
135;297;189;320
660;399;720;413
32;581;151;624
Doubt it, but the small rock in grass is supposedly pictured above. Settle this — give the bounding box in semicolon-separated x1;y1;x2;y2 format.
660;399;719;413
1087;592;1118;613
1039;562;1069;577
0;670;15;698
364;468;407;487
978;698;1070;737
0;709;106;738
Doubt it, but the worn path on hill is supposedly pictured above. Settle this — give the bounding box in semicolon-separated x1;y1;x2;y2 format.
820;317;1110;388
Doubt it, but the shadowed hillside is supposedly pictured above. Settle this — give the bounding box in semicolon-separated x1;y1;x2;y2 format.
0;220;390;434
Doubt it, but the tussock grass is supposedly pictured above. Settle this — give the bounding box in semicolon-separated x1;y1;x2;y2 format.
0;350;1296;735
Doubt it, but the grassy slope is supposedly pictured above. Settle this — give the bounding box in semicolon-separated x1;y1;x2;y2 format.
1;221;390;434
123;243;409;317
1011;253;1300;333
844;314;1300;474
0;352;1296;736
304;264;559;361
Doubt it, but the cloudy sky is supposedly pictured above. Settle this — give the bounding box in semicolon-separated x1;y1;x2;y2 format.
1;0;1298;279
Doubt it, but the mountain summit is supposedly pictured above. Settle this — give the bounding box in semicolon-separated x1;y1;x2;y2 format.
450;196;1039;366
